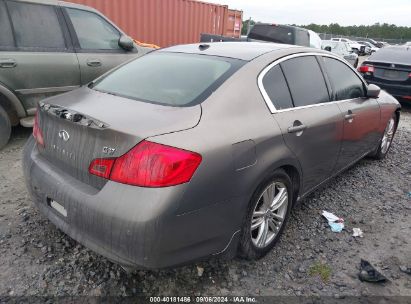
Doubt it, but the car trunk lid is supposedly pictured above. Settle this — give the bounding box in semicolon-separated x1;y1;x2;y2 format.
36;87;201;189
371;61;411;82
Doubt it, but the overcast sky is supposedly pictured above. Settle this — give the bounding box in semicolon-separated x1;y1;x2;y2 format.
209;0;411;27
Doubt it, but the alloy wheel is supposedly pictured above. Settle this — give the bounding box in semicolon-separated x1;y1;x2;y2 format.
381;118;395;154
251;182;288;248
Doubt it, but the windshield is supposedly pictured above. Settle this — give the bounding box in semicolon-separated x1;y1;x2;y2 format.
92;52;244;107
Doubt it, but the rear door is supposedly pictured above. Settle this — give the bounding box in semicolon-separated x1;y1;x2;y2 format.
319;56;380;171
0;0;80;113
63;7;139;84
260;55;344;194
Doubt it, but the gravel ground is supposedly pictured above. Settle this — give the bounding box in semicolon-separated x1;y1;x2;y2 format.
0;102;410;299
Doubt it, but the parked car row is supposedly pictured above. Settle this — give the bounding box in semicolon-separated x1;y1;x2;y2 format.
0;0;152;149
321;40;359;67
330;37;386;55
357;41;379;54
330;38;367;55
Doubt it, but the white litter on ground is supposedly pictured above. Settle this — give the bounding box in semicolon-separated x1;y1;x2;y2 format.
322;210;344;233
352;228;364;238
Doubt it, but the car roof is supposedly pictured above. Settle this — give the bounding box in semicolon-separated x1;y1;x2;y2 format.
159;42;300;61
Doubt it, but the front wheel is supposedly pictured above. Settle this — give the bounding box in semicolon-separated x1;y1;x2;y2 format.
371;114;397;160
0;105;11;150
238;169;293;260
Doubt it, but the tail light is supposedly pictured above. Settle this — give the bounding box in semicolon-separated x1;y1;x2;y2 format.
33;111;44;147
89;140;202;187
358;65;374;73
408;73;411;78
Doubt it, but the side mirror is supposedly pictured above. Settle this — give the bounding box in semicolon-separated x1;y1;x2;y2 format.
118;35;134;51
324;46;331;52
366;84;380;98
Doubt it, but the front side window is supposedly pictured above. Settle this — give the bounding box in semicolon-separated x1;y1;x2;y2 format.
66;8;120;50
280;56;329;107
322;57;364;100
262;65;293;110
92;52;244;107
7;1;65;49
0;1;14;47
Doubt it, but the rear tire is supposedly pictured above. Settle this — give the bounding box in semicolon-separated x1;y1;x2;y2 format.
0;105;11;150
354;59;359;68
370;114;397;160
238;169;293;260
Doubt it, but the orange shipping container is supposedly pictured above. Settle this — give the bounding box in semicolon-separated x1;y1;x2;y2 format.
66;0;242;47
226;9;243;38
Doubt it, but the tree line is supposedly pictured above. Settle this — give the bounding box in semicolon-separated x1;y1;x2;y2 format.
242;20;411;40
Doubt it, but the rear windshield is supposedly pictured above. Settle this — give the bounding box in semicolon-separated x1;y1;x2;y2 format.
369;47;411;65
92;52;244;107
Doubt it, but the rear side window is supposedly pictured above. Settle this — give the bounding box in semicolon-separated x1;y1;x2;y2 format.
322;57;364;100
0;1;14;47
6;1;65;49
66;8;121;50
281;56;329;107
93;53;244;107
262;65;293;110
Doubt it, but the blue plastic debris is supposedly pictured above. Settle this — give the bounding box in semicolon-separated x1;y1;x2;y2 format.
322;210;344;233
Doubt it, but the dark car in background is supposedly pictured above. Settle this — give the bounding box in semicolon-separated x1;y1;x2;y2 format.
0;0;152;149
358;46;411;101
201;24;322;49
23;42;400;269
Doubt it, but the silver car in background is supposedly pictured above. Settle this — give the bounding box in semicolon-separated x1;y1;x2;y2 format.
23;42;400;269
322;40;359;67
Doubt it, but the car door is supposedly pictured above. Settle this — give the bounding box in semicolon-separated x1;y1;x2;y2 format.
260;55;344;194
63;7;140;84
0;0;80;114
319;56;381;171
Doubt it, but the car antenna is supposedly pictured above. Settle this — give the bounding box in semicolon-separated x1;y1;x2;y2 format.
199;44;210;51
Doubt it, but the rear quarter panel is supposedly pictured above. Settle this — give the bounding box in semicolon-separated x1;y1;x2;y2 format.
377;90;401;132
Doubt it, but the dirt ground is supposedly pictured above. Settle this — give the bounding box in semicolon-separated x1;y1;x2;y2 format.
0;101;410;300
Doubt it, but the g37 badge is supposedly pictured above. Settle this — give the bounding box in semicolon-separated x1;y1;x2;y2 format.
102;146;116;155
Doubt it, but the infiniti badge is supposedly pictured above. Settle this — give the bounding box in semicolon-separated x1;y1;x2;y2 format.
58;130;70;142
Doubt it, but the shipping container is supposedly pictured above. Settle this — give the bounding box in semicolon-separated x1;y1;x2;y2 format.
225;9;243;38
66;0;242;47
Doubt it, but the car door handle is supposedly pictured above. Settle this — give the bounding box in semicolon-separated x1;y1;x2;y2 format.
86;59;102;67
288;124;307;134
0;59;17;68
344;113;355;121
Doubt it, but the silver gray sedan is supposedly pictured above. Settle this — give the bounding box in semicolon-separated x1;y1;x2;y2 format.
23;42;401;269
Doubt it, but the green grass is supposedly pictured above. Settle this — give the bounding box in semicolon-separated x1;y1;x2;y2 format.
309;262;332;282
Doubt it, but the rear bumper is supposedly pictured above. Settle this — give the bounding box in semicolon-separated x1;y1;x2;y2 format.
366;79;411;99
23;136;241;269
